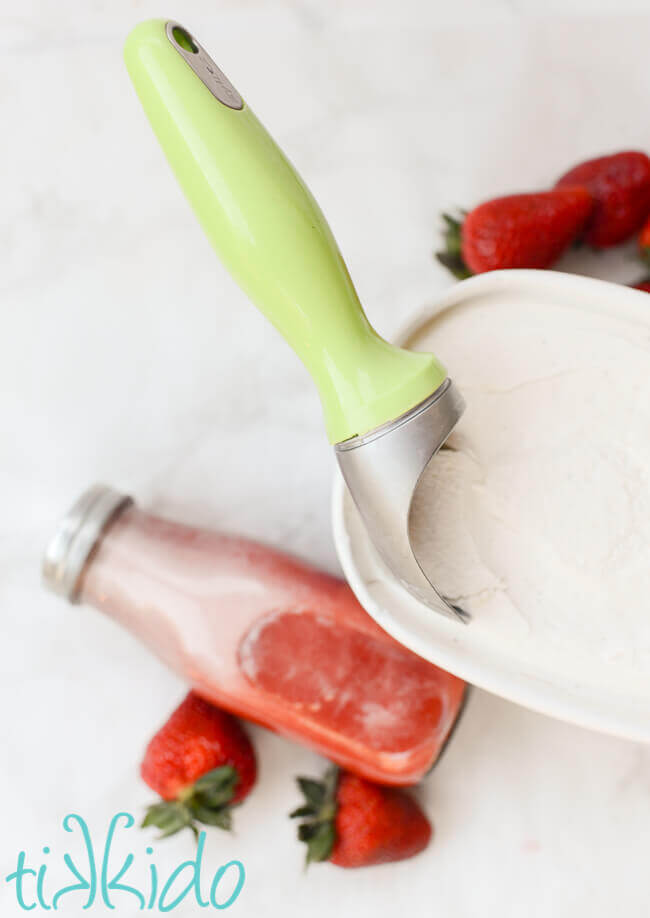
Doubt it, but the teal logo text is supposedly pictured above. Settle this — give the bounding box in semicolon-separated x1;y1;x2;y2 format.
5;812;245;911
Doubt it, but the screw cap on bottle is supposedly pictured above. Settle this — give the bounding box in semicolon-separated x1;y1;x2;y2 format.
42;484;133;603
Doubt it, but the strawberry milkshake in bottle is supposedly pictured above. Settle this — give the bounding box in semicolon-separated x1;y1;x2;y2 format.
43;485;466;785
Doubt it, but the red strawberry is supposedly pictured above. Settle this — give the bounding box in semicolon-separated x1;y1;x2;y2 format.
638;214;650;265
290;766;432;868
140;691;256;838
631;278;650;293
556;151;650;248
437;188;592;277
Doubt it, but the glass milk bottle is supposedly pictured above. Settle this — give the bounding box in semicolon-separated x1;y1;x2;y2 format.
43;485;466;785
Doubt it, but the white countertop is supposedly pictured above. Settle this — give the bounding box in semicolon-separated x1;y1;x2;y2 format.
1;1;649;914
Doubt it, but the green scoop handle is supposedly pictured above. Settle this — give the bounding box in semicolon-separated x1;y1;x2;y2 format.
124;19;447;443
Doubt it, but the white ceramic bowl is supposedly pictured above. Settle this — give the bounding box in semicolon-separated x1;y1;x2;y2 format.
333;270;650;743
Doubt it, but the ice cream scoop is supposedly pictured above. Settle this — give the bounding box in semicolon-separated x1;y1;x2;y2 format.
124;19;467;622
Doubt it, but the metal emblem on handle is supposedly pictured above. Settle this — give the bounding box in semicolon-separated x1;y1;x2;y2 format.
165;21;243;110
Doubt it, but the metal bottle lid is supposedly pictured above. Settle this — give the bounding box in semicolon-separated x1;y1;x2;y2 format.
42;484;133;603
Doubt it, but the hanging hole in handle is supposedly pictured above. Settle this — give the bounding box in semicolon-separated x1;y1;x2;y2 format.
172;25;198;54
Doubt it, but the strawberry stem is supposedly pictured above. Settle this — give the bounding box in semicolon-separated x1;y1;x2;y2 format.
435;212;472;280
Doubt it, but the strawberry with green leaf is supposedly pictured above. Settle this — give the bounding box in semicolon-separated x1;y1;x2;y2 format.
437;188;593;277
140;691;256;838
290;765;432;868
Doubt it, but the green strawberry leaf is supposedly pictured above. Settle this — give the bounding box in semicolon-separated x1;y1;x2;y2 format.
190;803;233;830
142;766;239;841
141;802;171;827
296;777;327;808
289;805;316;819
194;785;236;809
436;211;472;279
142;801;195;839
297;823;319;842
305;823;336;865
193;766;238;796
291;765;340;867
436;251;472;280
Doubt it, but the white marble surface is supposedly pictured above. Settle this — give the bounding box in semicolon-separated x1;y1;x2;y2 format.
2;1;650;914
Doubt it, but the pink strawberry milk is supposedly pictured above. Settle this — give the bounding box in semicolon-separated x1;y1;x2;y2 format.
43;485;466;785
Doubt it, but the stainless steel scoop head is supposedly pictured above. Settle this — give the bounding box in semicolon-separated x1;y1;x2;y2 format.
336;378;469;623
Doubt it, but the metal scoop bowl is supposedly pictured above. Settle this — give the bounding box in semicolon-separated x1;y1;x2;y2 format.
336;379;468;622
125;19;468;623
